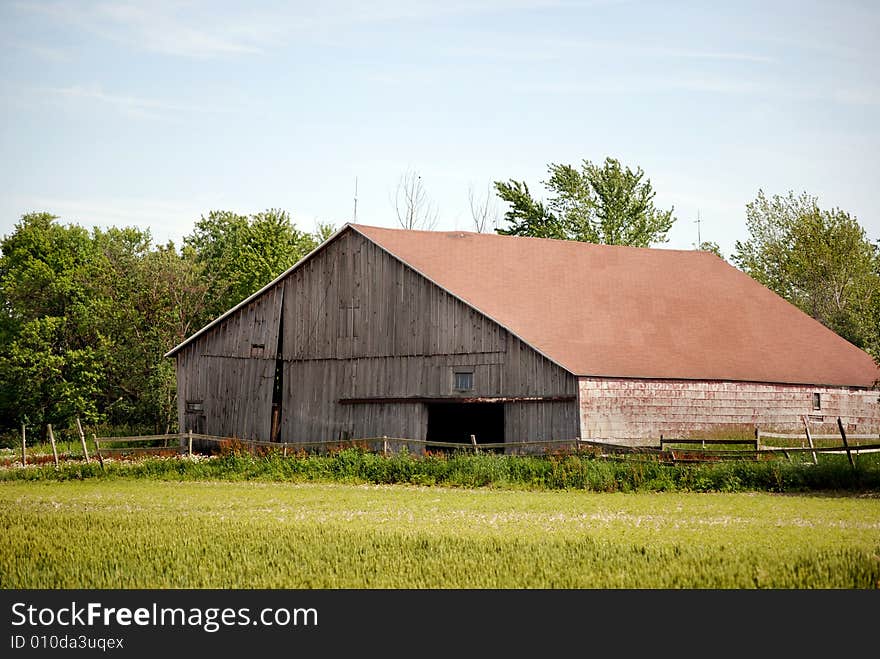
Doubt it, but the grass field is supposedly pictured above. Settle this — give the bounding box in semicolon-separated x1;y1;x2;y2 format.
2;479;878;588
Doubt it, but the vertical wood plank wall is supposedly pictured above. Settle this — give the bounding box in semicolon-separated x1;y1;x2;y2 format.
175;285;284;442
175;229;578;446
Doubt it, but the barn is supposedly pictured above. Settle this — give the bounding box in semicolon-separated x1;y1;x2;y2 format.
165;223;880;448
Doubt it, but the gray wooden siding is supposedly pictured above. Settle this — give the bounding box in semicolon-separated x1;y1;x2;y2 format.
175;285;283;441
176;228;578;445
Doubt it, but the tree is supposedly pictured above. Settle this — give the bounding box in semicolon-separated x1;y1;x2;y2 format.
467;182;498;233
314;221;337;243
90;231;212;432
494;157;676;246
0;213;109;433
697;241;724;259
393;169;439;230
184;209;319;317
732;190;880;357
0;207;333;436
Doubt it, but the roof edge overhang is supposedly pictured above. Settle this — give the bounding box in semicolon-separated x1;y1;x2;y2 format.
574;373;879;389
163;223;356;358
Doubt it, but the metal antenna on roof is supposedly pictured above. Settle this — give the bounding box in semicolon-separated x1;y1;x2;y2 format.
695;209;701;247
353;177;358;222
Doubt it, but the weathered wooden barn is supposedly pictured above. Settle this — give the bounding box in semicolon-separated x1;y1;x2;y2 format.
165;224;880;448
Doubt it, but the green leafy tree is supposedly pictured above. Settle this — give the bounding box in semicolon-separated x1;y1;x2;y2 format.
697;241;724;259
90;230;211;432
314;221;338;243
732;190;880;358
0;213;109;433
1;214;211;434
494;157;676;246
184;209;319;317
0;208;335;436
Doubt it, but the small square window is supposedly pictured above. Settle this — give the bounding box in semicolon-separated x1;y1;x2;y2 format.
250;344;265;358
812;393;821;410
186;400;204;413
454;371;473;391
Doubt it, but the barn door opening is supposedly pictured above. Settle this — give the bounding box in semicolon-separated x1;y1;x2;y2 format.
425;403;504;451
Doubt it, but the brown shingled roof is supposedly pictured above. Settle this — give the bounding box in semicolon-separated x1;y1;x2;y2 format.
352;224;880;388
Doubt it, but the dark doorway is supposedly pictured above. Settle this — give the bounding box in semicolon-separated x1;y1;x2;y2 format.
426;403;504;451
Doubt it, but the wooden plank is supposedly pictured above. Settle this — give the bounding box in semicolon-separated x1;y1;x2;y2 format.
759;431;879;440
837;417;855;470
756;443;880;458
94;434;183;444
339;395;576;404
47;424;59;468
802;415;818;465
660;438;758;448
97;446;177;454
92;434;105;470
76;417;90;462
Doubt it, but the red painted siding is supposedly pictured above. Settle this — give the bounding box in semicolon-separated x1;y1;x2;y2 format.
578;377;880;445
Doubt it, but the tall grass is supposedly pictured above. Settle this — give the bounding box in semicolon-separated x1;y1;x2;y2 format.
2;448;878;493
2;481;878;588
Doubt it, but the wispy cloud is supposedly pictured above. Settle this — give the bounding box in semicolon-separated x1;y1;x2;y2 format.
442;44;561;63
636;45;774;63
512;74;880;107
36;84;237;120
512;75;763;96
5;38;69;61
440;31;776;65
12;0;620;59
831;85;880;107
568;35;776;63
15;1;272;58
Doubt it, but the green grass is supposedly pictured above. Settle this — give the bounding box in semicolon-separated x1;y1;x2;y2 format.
2;448;879;493
1;480;878;588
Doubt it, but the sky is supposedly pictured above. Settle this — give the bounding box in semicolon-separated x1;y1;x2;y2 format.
1;0;878;259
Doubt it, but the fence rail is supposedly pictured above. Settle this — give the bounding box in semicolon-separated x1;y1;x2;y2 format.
659;437;759;450
11;414;878;468
758;431;879;440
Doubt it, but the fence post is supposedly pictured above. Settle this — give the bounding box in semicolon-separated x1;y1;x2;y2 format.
20;422;26;467
92;433;105;470
188;429;193;457
76;417;90;463
383;436;388;457
48;424;59;468
470;434;478;453
837;417;855;470
801;416;818;465
754;426;761;452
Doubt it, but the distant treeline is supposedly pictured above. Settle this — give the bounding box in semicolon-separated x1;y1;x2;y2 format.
0;210;333;437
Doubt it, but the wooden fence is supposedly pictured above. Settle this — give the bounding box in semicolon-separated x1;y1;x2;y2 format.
9;416;879;468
